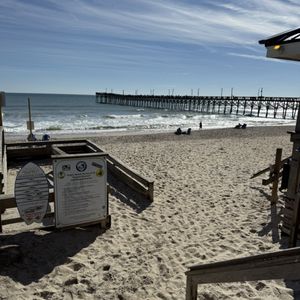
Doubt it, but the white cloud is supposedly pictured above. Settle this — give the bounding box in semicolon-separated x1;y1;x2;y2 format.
1;0;299;47
228;52;300;65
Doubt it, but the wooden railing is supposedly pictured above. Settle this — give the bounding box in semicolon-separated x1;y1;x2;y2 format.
106;155;154;201
86;140;154;202
251;148;290;204
185;247;300;300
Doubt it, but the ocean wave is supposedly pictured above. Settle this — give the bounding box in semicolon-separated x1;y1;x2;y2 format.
103;114;144;119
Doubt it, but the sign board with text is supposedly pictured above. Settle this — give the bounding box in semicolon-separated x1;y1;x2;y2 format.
53;155;107;228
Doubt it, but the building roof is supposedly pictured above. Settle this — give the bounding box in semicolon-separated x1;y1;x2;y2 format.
259;28;300;47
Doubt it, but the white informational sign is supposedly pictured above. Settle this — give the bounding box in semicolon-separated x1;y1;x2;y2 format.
15;162;49;225
53;155;107;228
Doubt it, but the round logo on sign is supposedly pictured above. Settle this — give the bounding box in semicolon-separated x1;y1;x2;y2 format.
96;168;104;177
76;161;87;172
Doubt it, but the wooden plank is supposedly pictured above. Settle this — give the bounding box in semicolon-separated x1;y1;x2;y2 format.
289;193;300;247
108;164;149;197
51;146;67;155
187;247;300;272
107;155;154;187
2;212;55;225
251;156;290;179
7;147;52;159
262;171;283;186
148;181;154;202
271;148;282;203
85;140;106;152
186;276;198;300
6;139;90;148
0;192;55;210
185;247;300;299
3;145;7;194
51;152;108;160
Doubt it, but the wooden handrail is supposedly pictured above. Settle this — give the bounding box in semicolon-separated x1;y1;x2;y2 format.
251;156;291;179
186;247;300;300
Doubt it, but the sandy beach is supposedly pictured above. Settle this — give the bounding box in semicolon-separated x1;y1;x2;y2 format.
1;125;300;299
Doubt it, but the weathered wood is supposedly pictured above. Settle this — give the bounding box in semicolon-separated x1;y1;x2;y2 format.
108;155;153;187
6;139;90;148
186;276;197;300
108;163;149;198
7;146;52;159
289;193;300;247
271;148;282;203
251;156;290;179
0;192;54;210
1;212;55;225
57;215;111;231
186;247;300;300
85;140;106;152
3;145;7;194
51;152;108;160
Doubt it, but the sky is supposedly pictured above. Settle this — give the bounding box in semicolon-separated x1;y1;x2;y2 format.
0;0;300;96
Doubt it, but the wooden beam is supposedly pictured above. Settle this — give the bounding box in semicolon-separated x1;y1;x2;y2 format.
289;193;300;247
107;155;154;187
0;192;54;210
271;148;282;203
251;156;290;179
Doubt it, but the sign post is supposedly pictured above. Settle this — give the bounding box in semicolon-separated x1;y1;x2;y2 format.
27;97;36;141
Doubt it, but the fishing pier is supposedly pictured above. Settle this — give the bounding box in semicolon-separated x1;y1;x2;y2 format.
96;93;300;119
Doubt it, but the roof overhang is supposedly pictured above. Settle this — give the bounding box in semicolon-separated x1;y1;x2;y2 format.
259;28;300;61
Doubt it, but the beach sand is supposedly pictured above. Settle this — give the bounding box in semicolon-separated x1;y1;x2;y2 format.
1;125;300;299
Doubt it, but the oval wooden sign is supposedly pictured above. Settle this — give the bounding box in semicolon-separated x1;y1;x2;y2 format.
15;162;49;225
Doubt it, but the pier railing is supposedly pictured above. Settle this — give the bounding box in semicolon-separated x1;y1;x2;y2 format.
96;93;300;119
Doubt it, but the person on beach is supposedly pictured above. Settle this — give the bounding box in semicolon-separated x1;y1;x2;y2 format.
42;134;50;141
175;127;182;135
27;133;37;141
199;122;202;129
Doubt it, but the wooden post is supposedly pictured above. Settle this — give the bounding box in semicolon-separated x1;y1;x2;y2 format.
289;193;300;247
271;148;282;204
186;276;197;300
28;98;32;135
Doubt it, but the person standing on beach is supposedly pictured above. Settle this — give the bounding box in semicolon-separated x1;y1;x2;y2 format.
199;122;202;129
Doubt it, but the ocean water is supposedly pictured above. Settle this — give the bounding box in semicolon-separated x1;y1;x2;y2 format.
3;93;296;135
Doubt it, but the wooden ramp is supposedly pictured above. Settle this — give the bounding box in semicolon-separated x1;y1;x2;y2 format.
185;247;300;300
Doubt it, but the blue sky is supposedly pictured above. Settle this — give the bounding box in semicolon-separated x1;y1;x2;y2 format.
0;0;300;96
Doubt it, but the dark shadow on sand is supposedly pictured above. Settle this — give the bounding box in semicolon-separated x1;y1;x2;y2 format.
250;186;300;298
108;172;152;214
0;225;103;285
257;204;281;243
